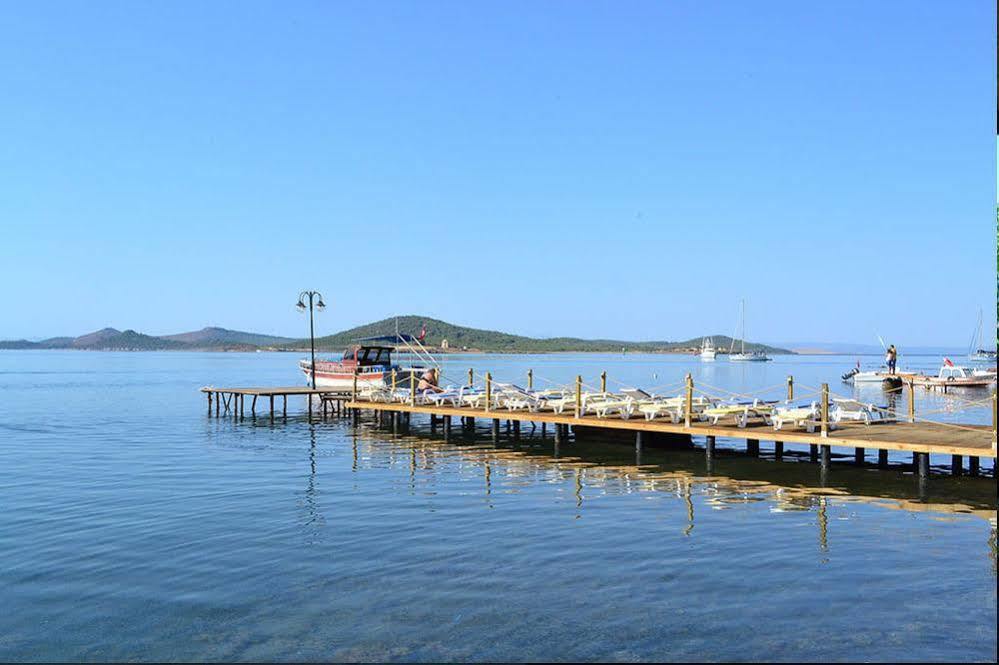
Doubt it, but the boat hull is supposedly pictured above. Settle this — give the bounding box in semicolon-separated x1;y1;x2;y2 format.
912;376;996;389
299;360;390;391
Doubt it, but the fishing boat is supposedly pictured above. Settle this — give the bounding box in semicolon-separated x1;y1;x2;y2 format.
911;359;997;389
299;329;439;391
729;300;771;362
699;337;717;361
967;309;997;363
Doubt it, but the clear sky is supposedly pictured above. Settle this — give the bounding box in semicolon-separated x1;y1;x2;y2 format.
1;1;995;346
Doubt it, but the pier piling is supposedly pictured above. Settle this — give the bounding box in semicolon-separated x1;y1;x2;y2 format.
774;441;783;461
917;452;930;478
878;449;888;468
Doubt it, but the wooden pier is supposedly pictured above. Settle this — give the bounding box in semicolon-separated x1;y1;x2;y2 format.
201;373;997;479
201;386;352;422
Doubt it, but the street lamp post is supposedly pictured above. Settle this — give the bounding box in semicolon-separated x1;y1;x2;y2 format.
296;290;326;389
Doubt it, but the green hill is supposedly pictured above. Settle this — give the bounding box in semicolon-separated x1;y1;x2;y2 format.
308;315;790;354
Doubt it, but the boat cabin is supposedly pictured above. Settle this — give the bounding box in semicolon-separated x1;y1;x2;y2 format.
341;345;394;368
937;365;974;380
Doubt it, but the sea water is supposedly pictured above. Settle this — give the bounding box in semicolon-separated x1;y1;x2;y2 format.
0;351;995;661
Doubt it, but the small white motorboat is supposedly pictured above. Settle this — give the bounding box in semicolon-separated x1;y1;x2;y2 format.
699;337;717;361
911;360;997;389
841;364;908;385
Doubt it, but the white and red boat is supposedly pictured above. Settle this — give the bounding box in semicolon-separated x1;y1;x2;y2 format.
910;358;997;390
299;345;398;390
299;330;439;391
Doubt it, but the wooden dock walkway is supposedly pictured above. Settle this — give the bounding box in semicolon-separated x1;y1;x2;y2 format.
343;399;995;457
200;380;996;479
201;386;351;421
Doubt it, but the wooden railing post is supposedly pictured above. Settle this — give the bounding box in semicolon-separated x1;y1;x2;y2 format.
787;375;794;402
575;375;582;418
485;372;491;412
352;370;358;402
391;369;397;394
908;380;916;423
992;391;997;454
820;383;829;437
527;368;533;391
410;369;417;406
600;371;607;393
684;373;693;428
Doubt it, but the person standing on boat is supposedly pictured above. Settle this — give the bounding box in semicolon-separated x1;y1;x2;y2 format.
417;368;444;394
885;344;897;375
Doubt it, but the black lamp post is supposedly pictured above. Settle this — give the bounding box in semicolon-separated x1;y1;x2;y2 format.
297;290;326;389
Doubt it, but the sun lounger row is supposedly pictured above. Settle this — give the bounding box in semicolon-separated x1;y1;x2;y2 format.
358;383;895;432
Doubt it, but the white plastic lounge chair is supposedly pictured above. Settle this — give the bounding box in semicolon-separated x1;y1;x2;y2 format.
420;385;463;407
499;386;571;413
458;388;490;409
831;398;895;425
579;392;636;419
769;402;835;432
637;394;715;422
702;399;777;428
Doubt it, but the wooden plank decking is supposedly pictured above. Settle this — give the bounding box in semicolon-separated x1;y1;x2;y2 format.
344;400;997;459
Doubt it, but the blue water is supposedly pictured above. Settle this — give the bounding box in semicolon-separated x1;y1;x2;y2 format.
0;351;995;661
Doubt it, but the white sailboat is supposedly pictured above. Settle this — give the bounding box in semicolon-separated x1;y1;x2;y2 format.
699;337;717;361
729;300;771;362
968;309;997;363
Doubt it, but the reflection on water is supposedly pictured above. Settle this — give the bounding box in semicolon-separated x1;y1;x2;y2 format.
343;410;997;567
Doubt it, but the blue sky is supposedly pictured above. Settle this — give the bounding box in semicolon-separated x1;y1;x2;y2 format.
1;1;995;346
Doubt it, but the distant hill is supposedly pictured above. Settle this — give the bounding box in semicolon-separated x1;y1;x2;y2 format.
1;327;243;351
160;327;297;348
0;317;791;354
309;315;790;354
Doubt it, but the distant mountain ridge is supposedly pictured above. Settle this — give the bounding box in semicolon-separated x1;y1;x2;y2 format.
0;317;792;354
160;327;297;347
0;327;284;351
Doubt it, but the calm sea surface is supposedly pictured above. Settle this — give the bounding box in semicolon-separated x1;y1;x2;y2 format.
1;351;995;662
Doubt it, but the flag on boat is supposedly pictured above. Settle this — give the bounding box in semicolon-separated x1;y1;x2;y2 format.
943;357;954;367
418;323;427;342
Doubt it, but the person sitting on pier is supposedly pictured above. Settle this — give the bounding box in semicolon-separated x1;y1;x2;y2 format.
885;344;897;375
417;368;444;394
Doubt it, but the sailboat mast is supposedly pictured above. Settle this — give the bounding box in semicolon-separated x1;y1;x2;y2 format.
741;299;746;354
